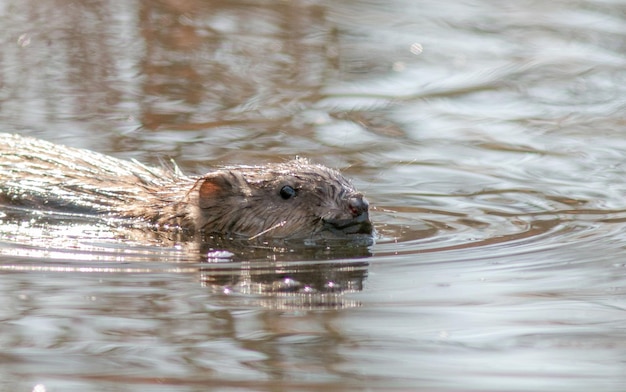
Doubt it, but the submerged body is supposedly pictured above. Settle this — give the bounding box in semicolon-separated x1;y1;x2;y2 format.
0;134;373;241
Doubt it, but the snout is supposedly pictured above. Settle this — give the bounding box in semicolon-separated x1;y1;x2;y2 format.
348;194;369;217
323;193;373;236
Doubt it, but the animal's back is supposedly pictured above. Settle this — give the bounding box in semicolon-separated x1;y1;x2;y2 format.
0;133;180;214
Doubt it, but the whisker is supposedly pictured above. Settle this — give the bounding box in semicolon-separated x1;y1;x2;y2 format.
248;220;287;240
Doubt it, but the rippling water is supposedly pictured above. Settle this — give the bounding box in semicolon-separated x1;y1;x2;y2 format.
1;0;626;390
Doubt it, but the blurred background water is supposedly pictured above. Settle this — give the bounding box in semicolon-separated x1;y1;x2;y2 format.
1;0;626;390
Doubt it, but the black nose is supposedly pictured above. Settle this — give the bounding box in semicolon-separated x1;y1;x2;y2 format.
348;195;369;217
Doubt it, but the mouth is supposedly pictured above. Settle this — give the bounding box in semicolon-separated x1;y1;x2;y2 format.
323;212;373;236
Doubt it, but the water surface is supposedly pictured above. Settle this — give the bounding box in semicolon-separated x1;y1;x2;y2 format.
1;0;626;390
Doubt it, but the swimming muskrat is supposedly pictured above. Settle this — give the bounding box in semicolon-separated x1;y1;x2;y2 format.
0;133;373;241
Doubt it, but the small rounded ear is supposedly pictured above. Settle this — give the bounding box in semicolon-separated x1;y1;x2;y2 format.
197;172;234;209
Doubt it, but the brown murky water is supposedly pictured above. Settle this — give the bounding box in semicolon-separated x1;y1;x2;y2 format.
1;0;626;391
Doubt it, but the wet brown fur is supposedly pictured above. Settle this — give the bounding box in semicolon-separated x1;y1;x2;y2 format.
0;134;373;240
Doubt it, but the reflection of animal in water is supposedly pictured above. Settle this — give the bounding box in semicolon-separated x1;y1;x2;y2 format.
0;134;373;241
201;260;370;309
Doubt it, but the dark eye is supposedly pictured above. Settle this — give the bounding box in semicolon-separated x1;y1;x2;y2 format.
279;185;297;200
